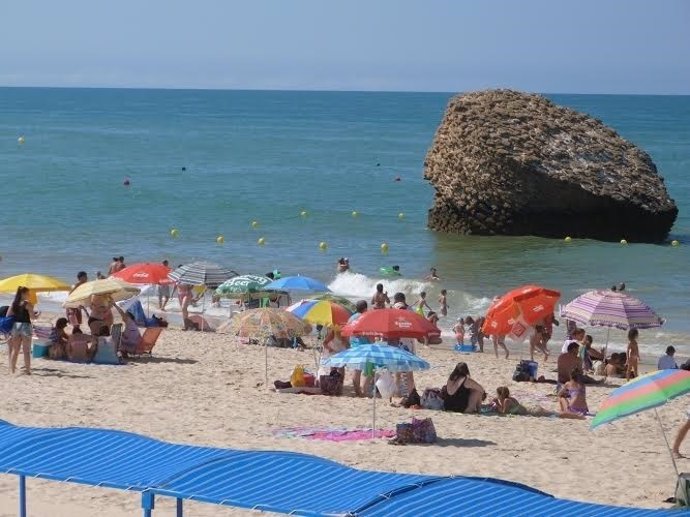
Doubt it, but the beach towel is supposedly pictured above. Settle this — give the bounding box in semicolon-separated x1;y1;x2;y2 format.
272;426;395;441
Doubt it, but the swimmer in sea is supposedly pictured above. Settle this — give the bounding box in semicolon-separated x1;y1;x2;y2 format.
425;267;440;281
438;289;448;317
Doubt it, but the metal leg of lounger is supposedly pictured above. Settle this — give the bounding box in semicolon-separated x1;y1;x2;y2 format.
19;475;26;517
176;498;183;517
141;491;155;517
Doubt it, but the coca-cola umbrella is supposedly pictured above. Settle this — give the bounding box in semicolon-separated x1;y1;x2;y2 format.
341;308;440;340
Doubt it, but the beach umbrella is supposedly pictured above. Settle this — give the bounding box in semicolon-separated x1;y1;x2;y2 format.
340;308;440;340
0;273;70;293
312;293;357;312
561;290;664;358
64;278;140;307
111;262;172;285
263;275;330;293
286;299;353;327
591;369;690;475
0;273;71;305
215;275;272;299
168;261;238;288
592;370;690;429
322;343;430;437
226;308;313;387
481;284;560;341
561;290;664;330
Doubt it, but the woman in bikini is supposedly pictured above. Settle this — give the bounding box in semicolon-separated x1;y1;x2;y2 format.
558;367;588;419
626;328;640;380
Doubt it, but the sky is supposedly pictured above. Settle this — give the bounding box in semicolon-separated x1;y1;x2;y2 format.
1;0;689;94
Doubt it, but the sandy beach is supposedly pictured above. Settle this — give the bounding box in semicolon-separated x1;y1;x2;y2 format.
0;324;684;516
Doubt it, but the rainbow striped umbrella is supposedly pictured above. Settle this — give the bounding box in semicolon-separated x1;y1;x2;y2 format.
286;299;353;327
561;290;663;330
591;369;690;429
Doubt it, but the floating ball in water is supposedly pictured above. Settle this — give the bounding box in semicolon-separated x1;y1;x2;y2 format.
216;235;225;244
17;136;25;145
351;211;359;217
671;240;680;247
398;212;405;220
170;228;180;238
300;210;308;218
380;242;389;254
620;239;628;245
251;220;259;229
257;237;266;246
564;236;572;242
319;241;328;251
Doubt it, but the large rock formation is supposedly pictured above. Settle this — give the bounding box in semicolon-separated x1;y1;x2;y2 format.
424;90;678;242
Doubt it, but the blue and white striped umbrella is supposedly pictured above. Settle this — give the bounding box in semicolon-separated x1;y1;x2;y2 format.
321;343;429;372
263;275;330;293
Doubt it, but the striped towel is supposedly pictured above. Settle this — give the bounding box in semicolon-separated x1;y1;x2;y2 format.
33;325;54;341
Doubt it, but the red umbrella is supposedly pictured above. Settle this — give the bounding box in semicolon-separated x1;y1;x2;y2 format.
341;308;440;340
112;262;172;285
482;284;560;336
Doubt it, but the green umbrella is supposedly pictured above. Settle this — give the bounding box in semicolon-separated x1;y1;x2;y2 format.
215;274;272;300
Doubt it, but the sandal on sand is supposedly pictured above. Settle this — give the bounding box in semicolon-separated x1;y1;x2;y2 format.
673;451;685;459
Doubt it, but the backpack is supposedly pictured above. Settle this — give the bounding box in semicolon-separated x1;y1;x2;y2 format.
512;361;532;382
675;473;690;506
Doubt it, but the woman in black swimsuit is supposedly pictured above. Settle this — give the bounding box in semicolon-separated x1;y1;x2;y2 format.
7;286;33;375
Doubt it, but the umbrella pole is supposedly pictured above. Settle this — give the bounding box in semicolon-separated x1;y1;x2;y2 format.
655;408;680;476
372;383;376;439
265;337;269;388
603;327;611;382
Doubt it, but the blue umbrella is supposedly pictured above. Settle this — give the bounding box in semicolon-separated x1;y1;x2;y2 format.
321;343;429;438
264;275;330;293
321;343;429;372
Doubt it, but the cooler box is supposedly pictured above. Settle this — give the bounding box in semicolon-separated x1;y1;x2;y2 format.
454;344;475;353
32;343;50;358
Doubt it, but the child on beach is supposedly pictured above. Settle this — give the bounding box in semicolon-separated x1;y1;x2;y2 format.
453;318;465;345
438;289;448;317
492;387;526;415
558;367;588;419
414;291;432;316
626;328;640;380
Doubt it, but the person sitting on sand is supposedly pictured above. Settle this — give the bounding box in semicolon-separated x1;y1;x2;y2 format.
605;352;627;377
441;362;486;414
626;328;640;380
558;342;582;384
658;346;678;370
492;386;527;415
48;317;70;360
581;334;604;371
562;328;585;353
113;304;141;357
558;367;589;418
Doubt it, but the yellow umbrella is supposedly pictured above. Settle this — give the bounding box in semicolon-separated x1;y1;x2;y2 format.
0;273;70;293
64;278;140;307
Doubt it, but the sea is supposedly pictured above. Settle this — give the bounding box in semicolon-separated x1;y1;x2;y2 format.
0;87;688;356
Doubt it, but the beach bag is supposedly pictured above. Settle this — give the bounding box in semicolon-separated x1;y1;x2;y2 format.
512;361;532;382
0;315;15;334
412;417;437;443
319;369;343;396
290;365;306;387
421;388;445;410
400;388;421;408
675;473;690;506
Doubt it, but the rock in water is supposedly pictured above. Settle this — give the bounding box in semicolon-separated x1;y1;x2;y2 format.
423;90;678;242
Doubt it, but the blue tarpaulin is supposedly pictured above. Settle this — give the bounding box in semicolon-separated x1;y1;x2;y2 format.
0;420;683;516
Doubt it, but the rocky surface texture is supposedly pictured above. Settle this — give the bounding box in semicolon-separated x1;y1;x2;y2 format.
423;90;678;242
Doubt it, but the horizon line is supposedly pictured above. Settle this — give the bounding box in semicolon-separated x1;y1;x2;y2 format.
1;84;688;97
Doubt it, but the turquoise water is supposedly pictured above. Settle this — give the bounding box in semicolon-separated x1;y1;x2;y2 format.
0;88;689;350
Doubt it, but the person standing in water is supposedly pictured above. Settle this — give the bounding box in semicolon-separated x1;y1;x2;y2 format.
425;267;440;281
438;289;448;317
414;291;432;316
371;283;390;309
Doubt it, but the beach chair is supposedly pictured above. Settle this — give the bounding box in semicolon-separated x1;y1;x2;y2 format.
132;327;163;356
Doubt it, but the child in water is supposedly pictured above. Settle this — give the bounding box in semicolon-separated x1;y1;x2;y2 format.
453;318;465;345
438;289;448;317
414;291;432;316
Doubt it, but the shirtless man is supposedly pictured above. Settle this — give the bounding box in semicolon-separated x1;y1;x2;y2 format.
371;283;390;309
425;267;440;281
108;257;120;276
67;271;88;330
626;328;640;380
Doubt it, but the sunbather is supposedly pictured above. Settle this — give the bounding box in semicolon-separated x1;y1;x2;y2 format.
114;304;141;357
441;362;485;413
558;367;588;419
492;386;526;415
